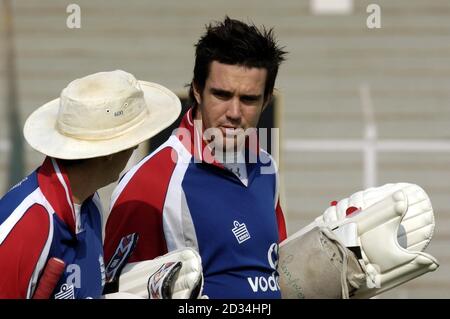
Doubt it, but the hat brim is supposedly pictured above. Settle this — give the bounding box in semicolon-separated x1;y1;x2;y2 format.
23;81;182;160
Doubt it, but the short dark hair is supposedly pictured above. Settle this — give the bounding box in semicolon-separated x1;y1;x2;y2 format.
189;17;287;105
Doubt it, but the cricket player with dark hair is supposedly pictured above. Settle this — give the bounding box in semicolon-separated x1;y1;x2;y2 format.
104;18;439;299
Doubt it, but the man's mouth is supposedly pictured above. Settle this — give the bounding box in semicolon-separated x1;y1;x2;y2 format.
220;126;242;136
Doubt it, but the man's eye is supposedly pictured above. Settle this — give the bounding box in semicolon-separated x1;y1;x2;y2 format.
241;97;259;103
214;92;230;99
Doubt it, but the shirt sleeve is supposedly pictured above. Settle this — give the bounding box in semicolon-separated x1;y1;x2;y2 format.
272;158;287;243
0;204;51;298
276;199;287;242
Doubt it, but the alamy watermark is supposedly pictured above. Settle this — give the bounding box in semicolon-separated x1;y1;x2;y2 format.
66;4;81;29
366;4;381;29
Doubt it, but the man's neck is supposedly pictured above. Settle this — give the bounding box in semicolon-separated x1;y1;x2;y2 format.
63;161;104;204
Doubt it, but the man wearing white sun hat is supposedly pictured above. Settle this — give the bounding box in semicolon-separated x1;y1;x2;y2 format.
0;70;188;299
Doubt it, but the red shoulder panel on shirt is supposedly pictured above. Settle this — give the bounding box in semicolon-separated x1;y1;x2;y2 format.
104;147;178;264
0;204;50;298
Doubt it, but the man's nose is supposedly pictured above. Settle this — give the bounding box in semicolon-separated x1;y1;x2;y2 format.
226;98;241;121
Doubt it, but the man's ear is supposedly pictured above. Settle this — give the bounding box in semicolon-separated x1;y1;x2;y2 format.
193;83;202;105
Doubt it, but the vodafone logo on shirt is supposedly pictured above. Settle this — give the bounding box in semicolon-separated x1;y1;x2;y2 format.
247;243;280;293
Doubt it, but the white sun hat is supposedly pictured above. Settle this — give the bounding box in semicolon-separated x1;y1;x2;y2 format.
23;70;181;159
